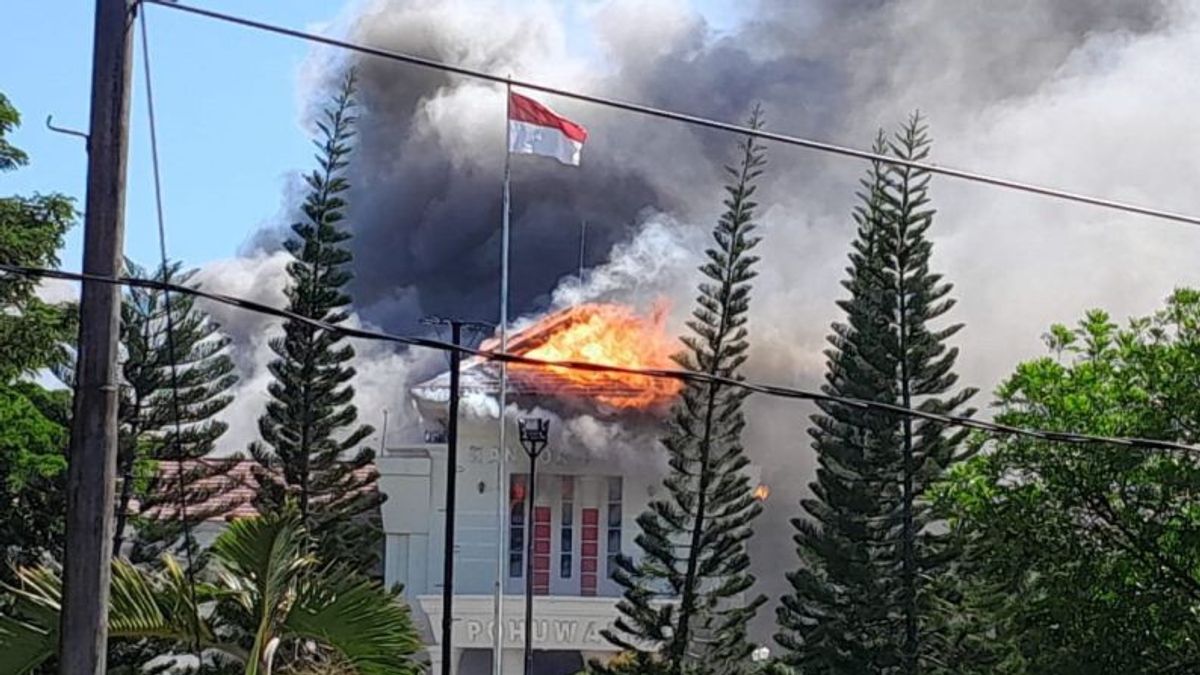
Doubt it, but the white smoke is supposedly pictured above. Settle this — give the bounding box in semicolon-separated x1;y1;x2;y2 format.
35;278;78;305
498;402;668;476
549;213;700;313
193;251;420;454
192;252;288;456
562;413;667;475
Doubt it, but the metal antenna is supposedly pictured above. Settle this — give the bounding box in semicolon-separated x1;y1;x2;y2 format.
578;219;587;281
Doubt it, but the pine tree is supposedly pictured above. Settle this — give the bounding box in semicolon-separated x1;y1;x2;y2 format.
249;70;382;570
111;260;240;565
775;133;905;673
776;116;975;674
599;108;769;675
885;115;977;673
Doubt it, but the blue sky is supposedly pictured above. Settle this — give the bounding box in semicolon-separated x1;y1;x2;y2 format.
3;0;745;272
4;0;336;271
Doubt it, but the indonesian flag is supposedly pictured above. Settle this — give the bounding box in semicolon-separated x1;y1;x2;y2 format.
508;91;588;166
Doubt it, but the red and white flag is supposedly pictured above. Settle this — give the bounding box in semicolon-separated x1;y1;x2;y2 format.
508;91;588;166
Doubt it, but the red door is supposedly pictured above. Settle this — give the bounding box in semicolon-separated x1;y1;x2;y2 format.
580;508;599;596
533;506;551;595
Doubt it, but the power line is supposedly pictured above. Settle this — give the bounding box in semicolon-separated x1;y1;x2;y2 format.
141;0;1200;228
137;6;204;659
5;262;1197;455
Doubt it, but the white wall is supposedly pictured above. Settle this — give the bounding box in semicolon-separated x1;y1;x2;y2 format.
377;418;660;600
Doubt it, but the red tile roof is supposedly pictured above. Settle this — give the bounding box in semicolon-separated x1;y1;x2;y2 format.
139;459;378;522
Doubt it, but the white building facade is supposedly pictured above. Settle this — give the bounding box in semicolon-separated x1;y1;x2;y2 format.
379;429;656;674
379;310;762;674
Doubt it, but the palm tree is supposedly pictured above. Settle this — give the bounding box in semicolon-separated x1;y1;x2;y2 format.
0;512;424;674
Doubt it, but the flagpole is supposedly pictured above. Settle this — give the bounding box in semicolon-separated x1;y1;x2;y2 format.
492;78;512;675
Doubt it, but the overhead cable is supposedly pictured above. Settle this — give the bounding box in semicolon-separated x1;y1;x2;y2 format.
136;7;204;657
141;0;1200;228
5;262;1196;455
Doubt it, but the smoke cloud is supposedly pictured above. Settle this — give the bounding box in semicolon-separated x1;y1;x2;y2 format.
196;0;1200;642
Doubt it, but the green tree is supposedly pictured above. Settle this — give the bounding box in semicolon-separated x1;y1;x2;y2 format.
111;260;239;565
91;260;243;674
937;291;1200;673
0;92;76;382
0;92;28;172
776;117;975;674
775;135;903;673
249;71;381;570
0;510;425;674
0;91;75;582
0;384;70;577
599;109;768;675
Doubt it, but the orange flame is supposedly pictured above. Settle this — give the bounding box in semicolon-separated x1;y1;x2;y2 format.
513;302;682;409
753;484;770;502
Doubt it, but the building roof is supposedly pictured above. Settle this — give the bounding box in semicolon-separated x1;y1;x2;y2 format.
139;460;378;523
411;306;676;412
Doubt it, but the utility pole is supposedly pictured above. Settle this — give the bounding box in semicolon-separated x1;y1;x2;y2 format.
423;316;491;675
60;1;135;673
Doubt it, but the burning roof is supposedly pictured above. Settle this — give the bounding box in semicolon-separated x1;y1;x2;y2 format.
412;302;682;413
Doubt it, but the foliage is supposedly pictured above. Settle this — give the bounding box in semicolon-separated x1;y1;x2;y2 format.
249;71;381;571
80;260;239;673
754;662;797;675
598;108;768;675
111;259;239;564
0;90;75;585
0;384;69;578
937;290;1200;673
0;510;425;674
0;92;28;171
776;117;975;674
0;96;76;383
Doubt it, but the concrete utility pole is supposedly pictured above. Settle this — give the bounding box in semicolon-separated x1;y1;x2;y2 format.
60;0;135;672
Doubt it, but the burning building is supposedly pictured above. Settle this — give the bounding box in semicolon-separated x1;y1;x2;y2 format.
378;303;759;674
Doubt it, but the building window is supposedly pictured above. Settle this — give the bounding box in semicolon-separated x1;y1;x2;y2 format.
606;476;622;578
509;474;527;578
560;476;574;578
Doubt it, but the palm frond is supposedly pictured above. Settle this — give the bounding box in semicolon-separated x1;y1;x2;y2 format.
0;559;231;674
108;556;218;644
1;511;423;675
211;511;315;623
283;565;425;675
209;509;315;674
0;566;60;674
